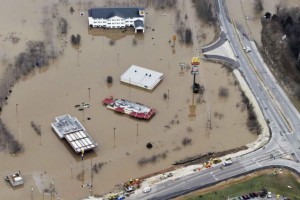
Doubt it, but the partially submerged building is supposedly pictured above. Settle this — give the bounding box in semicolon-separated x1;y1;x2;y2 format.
5;172;24;187
120;65;163;90
51;115;97;153
88;7;145;33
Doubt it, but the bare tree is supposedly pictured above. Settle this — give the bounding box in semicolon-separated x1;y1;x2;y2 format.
193;0;216;24
254;0;264;14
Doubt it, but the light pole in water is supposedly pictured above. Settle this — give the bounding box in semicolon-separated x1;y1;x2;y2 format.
136;123;139;144
16;104;19;123
113;127;116;148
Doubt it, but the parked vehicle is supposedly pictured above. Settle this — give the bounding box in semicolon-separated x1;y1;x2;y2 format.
267;191;272;198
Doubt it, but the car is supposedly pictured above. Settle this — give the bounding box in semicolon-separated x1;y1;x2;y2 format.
267;191;272;198
222;158;233;166
117;195;125;200
243;46;251;53
143;186;151;193
124;185;134;193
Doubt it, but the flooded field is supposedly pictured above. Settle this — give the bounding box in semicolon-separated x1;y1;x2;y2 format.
0;0;256;199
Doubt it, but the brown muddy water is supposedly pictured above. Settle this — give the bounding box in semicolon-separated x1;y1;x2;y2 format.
0;0;256;199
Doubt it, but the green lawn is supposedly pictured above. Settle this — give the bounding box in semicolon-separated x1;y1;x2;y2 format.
184;170;300;200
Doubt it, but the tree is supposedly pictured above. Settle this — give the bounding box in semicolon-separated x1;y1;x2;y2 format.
106;76;113;84
254;0;264;14
219;87;229;97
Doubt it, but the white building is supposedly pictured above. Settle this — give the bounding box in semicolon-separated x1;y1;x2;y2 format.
120;65;163;90
88;7;145;33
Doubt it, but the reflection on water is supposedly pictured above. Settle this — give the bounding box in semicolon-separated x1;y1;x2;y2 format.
188;93;196;121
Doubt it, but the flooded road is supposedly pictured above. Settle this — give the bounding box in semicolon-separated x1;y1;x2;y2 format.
0;0;256;199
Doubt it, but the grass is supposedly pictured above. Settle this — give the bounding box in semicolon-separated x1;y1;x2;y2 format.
181;170;300;200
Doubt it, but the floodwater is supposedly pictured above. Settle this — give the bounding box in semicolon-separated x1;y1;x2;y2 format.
0;0;256;199
227;0;300;46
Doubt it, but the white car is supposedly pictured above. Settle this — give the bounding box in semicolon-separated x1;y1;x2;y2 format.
267;191;272;198
222;158;232;166
243;46;251;53
143;186;151;193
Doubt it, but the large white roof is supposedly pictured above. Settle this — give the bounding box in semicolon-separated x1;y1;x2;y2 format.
120;65;163;90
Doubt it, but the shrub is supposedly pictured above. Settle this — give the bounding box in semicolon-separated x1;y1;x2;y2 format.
71;34;81;46
219;87;229;97
193;0;216;24
163;93;168;100
254;0;264;14
184;28;193;44
107;76;113;84
182;137;192;146
109;40;115;46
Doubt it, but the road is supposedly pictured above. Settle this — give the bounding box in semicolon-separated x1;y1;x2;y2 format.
127;0;300;199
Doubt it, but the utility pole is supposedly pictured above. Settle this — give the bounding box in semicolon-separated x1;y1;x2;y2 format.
136;123;139;144
90;158;93;196
113;127;116;148
16;104;19;123
31;187;34;200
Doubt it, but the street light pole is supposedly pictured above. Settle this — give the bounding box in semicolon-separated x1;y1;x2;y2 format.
113;127;116;148
136;123;139;144
16;104;19;123
88;88;91;102
129;78;131;99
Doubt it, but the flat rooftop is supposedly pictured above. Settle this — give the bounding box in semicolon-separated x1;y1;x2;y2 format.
51;114;97;153
120;65;163;90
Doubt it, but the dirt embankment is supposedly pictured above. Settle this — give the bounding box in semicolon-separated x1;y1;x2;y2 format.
260;19;300;98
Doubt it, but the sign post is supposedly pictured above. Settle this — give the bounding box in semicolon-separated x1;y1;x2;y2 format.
191;57;200;93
